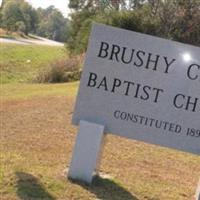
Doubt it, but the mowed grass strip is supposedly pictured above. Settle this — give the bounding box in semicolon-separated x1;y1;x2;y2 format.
0;43;67;83
1;83;200;200
0;82;78;101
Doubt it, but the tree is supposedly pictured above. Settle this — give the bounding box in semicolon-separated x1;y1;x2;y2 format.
67;0;146;54
0;0;38;35
1;0;24;32
36;6;69;42
172;0;200;45
48;10;67;41
20;2;38;34
67;0;200;54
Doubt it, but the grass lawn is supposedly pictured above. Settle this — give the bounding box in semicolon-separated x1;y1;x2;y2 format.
0;43;67;84
0;82;78;101
1;83;200;200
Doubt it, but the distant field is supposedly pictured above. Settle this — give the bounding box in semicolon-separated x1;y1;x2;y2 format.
0;43;67;83
1;83;200;200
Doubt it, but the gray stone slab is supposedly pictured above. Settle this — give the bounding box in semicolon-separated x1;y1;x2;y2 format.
73;23;200;155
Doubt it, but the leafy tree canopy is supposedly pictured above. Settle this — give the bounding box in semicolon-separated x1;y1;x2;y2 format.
0;0;69;42
67;0;200;54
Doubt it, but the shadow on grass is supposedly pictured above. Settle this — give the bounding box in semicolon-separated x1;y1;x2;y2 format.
16;172;55;200
70;175;139;200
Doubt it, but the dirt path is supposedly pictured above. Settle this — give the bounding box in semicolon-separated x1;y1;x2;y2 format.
0;36;64;46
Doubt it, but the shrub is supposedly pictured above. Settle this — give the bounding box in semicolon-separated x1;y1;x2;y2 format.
34;54;84;83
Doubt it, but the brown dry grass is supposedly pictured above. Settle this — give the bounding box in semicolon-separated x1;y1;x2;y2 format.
0;85;200;200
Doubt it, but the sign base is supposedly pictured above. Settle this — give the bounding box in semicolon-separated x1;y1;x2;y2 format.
68;120;105;184
196;180;200;200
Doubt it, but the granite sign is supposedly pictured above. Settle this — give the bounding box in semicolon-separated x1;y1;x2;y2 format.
72;23;200;155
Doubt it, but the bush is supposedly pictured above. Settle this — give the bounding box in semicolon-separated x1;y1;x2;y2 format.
34;54;84;83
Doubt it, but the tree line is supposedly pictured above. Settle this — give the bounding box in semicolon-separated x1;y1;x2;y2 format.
0;0;69;42
1;0;199;50
67;0;200;54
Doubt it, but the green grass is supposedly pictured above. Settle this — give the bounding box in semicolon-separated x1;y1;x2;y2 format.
0;43;68;84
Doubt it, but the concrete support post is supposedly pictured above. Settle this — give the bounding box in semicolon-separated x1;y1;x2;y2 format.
68;120;105;184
